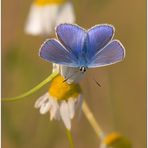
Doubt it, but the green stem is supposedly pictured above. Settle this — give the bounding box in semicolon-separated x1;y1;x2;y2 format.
2;72;58;102
66;129;74;148
82;100;105;139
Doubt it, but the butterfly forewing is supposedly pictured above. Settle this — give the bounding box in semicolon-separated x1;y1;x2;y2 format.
56;24;86;58
86;24;115;60
39;39;78;67
39;24;125;69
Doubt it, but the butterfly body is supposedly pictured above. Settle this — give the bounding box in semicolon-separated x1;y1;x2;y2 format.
39;23;125;73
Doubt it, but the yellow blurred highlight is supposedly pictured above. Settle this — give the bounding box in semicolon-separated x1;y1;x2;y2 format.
102;132;132;148
49;75;81;100
103;132;121;145
34;0;65;6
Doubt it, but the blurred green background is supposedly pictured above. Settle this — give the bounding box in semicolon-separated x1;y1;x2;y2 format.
2;0;146;148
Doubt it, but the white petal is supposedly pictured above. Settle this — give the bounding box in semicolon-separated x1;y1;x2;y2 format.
75;95;83;119
54;108;61;121
68;98;75;119
56;2;75;25
49;98;59;120
75;95;83;110
60;65;84;84
52;63;60;73
73;73;85;83
40;101;51;114
60;101;71;129
60;65;69;78
25;5;44;35
34;93;49;108
42;4;59;34
25;4;60;35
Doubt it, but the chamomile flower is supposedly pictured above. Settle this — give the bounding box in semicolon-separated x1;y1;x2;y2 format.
100;132;131;148
25;0;75;36
35;74;83;129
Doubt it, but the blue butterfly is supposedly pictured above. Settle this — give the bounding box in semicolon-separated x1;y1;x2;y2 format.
39;23;125;73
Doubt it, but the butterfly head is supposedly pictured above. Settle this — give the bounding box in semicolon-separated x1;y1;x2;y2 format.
79;66;87;73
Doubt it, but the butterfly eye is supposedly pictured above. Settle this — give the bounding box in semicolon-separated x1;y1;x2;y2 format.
79;66;86;73
79;67;82;71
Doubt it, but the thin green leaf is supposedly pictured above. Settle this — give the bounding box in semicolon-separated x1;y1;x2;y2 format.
2;72;58;102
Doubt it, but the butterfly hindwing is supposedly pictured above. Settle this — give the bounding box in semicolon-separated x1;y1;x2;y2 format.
86;24;115;60
88;40;125;68
40;24;125;69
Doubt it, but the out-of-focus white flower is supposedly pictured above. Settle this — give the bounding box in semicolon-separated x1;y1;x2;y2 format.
25;0;75;36
100;132;132;148
35;74;83;129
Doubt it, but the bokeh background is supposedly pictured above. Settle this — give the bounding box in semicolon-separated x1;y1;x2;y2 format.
2;0;146;148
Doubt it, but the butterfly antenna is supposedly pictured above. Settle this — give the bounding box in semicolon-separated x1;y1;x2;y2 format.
93;78;101;87
63;71;79;83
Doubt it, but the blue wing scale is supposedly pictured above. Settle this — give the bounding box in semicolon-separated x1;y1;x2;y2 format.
39;39;78;67
56;24;86;58
88;40;125;68
86;24;115;60
39;24;125;69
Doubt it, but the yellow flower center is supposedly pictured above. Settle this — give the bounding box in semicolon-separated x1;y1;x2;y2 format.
34;0;65;6
102;132;131;148
49;75;81;101
103;132;121;145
